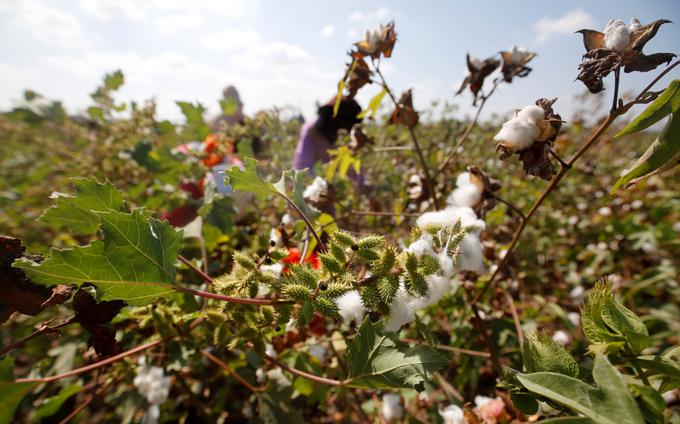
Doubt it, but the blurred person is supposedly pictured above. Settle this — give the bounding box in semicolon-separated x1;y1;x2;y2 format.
209;85;245;131
292;97;362;172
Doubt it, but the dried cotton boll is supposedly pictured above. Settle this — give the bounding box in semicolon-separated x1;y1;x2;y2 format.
517;105;545;124
494;117;540;150
337;290;365;325
439;404;465;424
604;19;631;51
552;330;571;346
302;176;328;203
381;393;404;422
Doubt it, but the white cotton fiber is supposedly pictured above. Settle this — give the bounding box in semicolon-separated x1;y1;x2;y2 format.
439;404;465;424
337;290;365;325
494;117;540;150
385;287;416;332
604;19;630;51
448;184;482;208
381;393;404;422
457;234;486;273
517;105;545;124
405;235;434;258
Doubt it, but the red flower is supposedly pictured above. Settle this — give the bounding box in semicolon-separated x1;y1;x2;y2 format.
282;248;320;272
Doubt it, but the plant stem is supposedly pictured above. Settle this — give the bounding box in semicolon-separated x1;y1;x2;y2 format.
173;285;294;306
201;349;264;392
263;353;342;386
373;61;440;210
400;338;491;358
0;318;73;357
351;210;420;218
280;192;325;252
628;354;652;387
179;255;213;284
611;68;621;113
437;78;501;176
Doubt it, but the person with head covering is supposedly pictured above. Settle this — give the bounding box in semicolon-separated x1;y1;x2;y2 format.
209;85;245;131
292;97;362;172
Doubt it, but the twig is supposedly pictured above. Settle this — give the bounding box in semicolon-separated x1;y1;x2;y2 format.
0;317;74;357
373;60;440;210
280;193;325;252
178;255;213;284
57;393;93;424
611;68;621;114
435;372;464;402
400;338;491;358
548;148;571;170
201;349;264;393
437;78;501;176
474;59;680;304
492;196;526;222
263;353;342;386
173;285;294;306
351;210;420;218
505;291;524;348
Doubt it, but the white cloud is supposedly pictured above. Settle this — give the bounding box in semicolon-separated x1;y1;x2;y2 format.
201;29;261;51
77;0;146;21
347;29;358;40
347;7;391;24
154;13;205;35
532;9;595;44
320;25;336;37
348;11;364;23
78;0;258;21
1;0;89;49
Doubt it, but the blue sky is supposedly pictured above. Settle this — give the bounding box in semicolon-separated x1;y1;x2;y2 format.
1;0;678;123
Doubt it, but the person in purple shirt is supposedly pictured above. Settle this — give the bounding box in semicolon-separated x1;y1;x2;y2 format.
292;97;362;172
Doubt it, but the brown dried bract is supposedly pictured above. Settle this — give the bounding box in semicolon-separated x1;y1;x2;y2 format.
346;55;372;97
73;288;125;357
0;235;73;323
354;22;397;60
576;19;675;93
456;54;500;105
467;166;501;217
500;47;536;82
389;89;419;128
349;125;373;152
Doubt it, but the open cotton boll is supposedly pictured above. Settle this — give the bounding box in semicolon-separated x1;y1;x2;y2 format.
302;176;328;203
385;287;416;332
567;312;580;327
508;45;528;64
265;343;277;358
439;404;465;424
411;275;452;309
455;172;473;187
381;394;404;422
629;16;642;31
405;235;434;258
552;330;570;346
604;19;630;51
417;206;485;232
448;184;482;208
457;234;486;273
337;290;365;325
517;105;545;124
494;117;540;150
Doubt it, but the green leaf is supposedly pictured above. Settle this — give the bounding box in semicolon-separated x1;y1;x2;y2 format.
510;393;539;415
616;80;680;137
0;357;13;382
629;385;665;424
255;379;304;424
600;295;649;354
539;418;593;423
104;70;124;91
358;87;387;119
41;178;124;234
523;334;580;377
635;354;680;381
224;157;279;199
0;381;38;424
613;114;680;190
176;101;209;140
220;98;238;116
517;356;644;424
332;80;346;118
15;210;181;305
35;384;82;418
344;319;448;390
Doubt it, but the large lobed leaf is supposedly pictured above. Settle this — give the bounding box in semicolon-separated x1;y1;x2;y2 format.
41;178;123;234
343;319;448;390
517;356;644;424
15;210;181;305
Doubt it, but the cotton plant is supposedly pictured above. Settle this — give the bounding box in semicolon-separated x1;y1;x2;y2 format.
133;357;172;424
381;393;404;422
439;404;465;424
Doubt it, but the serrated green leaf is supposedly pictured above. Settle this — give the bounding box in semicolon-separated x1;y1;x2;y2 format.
344;319;448;389
14;210;181;305
613;114;680;190
176;101;209;140
224;157;279;199
616;80;680;137
0;381;38;424
41;178;123;234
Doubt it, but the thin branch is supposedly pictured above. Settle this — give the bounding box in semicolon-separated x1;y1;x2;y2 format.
505;291;524;348
492;196;526;222
611;68;621;114
350;210;420;218
548;148;571;170
0;317;74;357
263;353;342;386
58;393;93;424
437;78;501;176
280;193;325;252
173;285;294;306
16;338;163;384
474;60;680;304
201;349;264;393
178;255;213;284
373;60;440;210
400;338;491;358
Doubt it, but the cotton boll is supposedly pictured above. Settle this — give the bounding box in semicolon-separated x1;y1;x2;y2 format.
439;405;465;424
567;312;580;327
494;117;540;150
134;360;171;409
517;105;545;124
417;206;484;232
455;172;473;187
385;287;416;332
457;234;486;273
422;275;452;306
260;263;283;277
337;290;365;325
381;394;404;422
474;395;495;408
629;17;642;31
308;344;327;362
436;252;455;279
405;235;434;258
570;285;585;302
604;19;631;51
552;330;570;346
303;176;328;203
265;343;277;358
448;184;482;208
